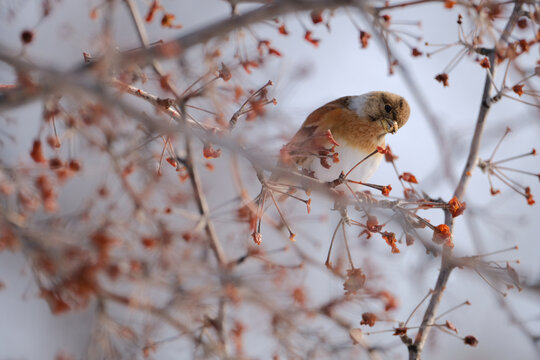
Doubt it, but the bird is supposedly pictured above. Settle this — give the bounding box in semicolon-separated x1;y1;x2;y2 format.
250;91;410;244
276;91;410;191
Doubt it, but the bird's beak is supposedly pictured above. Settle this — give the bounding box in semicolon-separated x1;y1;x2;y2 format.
381;118;399;134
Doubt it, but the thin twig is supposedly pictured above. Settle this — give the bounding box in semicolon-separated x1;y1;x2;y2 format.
408;2;525;359
123;0;229;285
453;1;524;201
123;0;184;97
184;133;227;267
83;0;363;71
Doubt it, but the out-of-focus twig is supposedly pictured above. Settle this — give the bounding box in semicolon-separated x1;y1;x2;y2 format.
182;114;227;267
123;0;183;98
84;0;362;70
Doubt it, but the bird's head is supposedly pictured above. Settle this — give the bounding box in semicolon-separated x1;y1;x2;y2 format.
351;91;410;136
294;92;411;153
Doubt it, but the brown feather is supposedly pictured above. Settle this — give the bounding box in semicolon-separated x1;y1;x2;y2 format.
277;91;410;180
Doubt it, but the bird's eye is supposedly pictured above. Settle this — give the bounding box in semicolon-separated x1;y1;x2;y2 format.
384;104;392;113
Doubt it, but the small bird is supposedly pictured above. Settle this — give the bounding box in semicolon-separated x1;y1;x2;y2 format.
278;91;410;190
251;92;410;244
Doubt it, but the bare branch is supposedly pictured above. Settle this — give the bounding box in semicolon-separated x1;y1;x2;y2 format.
409;2;525;359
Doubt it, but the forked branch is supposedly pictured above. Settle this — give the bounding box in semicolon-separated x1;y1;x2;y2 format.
408;2;525;359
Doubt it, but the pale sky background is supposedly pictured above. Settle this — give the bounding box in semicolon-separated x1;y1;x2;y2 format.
1;0;539;359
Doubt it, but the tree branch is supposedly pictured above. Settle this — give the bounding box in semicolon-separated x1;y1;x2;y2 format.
182;115;227;267
453;0;524;201
408;2;525;359
84;0;361;70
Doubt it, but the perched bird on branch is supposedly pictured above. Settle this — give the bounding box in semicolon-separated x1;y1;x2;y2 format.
251;91;410;244
278;91;410;190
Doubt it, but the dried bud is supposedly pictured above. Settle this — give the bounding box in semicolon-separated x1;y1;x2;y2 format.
382;232;399;253
517;17;528;29
68;160;81;172
512;84;524;96
203;144;222;159
46;136;61;148
479;57;491;68
412;48;423;57
304;31;320;47
525;186;535;205
21;30;34;44
161;13;182;28
360;312;377;327
448;196;467;217
379;290;399;311
310;10;323;24
218;63;231;81
444;0;456;9
432;224;453;247
30;140;46;163
252;232;262;245
399;172;418;184
145;0;162;23
464;335;479;346
435;73;449;87
48;157;63;169
359;31;371;48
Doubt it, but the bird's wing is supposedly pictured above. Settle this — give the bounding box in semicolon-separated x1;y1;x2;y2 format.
281;97;348;168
